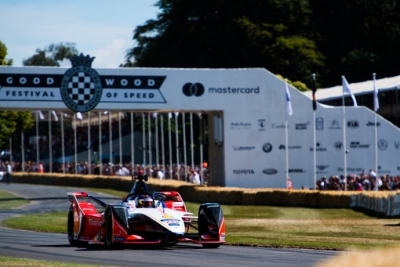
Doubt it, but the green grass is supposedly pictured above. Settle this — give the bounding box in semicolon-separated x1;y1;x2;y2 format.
0;190;29;209
0;256;116;267
2;188;400;250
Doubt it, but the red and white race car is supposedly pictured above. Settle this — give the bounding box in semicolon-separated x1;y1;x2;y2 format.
67;175;225;248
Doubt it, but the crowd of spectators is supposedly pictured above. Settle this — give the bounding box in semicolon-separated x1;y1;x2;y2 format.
316;169;400;191
0;159;210;186
0;113;209;185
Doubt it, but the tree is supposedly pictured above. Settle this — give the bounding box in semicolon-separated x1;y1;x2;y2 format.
0;41;13;66
23;42;78;66
309;0;400;86
0;41;34;148
124;0;324;88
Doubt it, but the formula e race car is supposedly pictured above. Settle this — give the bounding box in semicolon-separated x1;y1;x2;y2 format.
67;174;225;248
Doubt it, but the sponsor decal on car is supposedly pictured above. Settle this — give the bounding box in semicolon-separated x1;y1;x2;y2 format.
161;219;181;227
88;218;103;227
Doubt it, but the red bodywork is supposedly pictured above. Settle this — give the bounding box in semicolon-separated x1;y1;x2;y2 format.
67;190;226;247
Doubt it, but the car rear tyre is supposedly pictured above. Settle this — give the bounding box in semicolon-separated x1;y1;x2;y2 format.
105;209;114;248
198;203;223;248
67;206;88;247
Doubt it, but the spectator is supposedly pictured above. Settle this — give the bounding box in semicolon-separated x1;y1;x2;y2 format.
4;161;12;184
157;167;165;180
286;177;293;190
189;169;200;185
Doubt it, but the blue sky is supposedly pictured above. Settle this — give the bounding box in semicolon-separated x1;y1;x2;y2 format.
0;0;159;67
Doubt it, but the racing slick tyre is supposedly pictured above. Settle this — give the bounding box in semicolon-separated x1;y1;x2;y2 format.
67;206;88;247
104;208;114;248
198;203;223;248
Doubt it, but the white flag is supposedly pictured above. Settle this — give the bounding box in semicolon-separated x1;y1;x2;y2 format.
342;76;358;107
168;112;172;119
373;73;379;112
76;112;83;120
38;110;44;120
284;81;293;116
174;112;179;118
152;112;158;118
51;111;58;121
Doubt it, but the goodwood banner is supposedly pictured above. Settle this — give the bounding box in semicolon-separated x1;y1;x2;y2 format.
1;54;400;188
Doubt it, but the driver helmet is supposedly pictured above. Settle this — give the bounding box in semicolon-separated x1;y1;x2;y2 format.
138;195;153;208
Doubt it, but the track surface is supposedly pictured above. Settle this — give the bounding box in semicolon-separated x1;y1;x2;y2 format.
0;183;338;267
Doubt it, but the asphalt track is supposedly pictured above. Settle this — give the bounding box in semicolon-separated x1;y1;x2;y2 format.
0;183;338;267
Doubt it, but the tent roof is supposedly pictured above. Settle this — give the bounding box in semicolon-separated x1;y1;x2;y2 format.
302;74;400;101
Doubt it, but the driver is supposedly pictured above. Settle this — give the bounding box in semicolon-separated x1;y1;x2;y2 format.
137;195;153;208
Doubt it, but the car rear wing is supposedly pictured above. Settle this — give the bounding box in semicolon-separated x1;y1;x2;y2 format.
67;192;107;208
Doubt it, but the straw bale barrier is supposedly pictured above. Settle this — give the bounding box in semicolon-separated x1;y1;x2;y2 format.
9;173;398;209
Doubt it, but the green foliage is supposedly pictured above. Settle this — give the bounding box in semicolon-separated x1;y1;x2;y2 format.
0;41;34;147
276;74;309;92
124;0;324;84
125;0;400;88
23;42;78;66
0;41;13;66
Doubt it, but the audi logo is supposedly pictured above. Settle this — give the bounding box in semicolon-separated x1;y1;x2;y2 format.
182;83;205;97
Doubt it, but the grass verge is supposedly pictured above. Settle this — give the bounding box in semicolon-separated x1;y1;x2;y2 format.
2;188;400;250
0;189;29;209
0;256;116;267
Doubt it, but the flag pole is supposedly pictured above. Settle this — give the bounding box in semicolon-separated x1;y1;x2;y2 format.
284;80;293;188
284;82;289;189
160;113;165;173
155;113;159;167
342;76;347;191
109;112;112;165
373;73;379;191
148;113;152;165
74;114;77;174
88;112;91;174
61;112;65;174
130;112;134;173
142;113;146;166
182;112;187;179
312;74;317;190
48;111;52;173
175;112;180;180
36;111;40;168
118;112;122;165
99;112;102;175
21;132;25;172
168;113;173;178
190;113;194;170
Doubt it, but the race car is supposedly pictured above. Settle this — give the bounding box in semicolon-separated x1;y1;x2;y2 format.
67;174;225;248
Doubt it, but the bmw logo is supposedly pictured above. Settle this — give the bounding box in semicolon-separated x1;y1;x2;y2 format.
263;143;273;153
